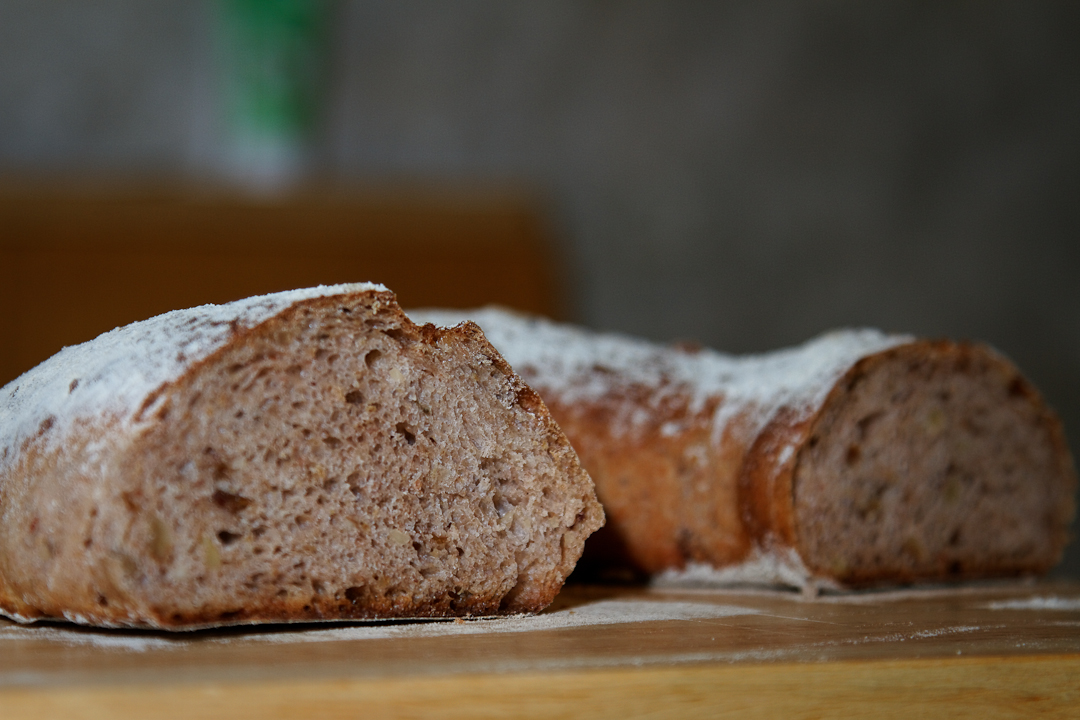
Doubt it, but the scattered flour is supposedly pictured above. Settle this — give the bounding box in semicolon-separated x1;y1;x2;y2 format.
233;600;759;645
651;548;840;593
908;625;982;639
985;596;1080;611
0;599;758;651
0;624;180;652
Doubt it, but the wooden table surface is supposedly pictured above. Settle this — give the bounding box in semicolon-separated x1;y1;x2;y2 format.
1;580;1078;718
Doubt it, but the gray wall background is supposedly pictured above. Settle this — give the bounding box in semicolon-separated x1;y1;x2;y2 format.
2;1;1078;576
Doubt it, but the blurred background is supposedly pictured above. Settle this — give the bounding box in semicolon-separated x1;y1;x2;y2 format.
1;1;1078;576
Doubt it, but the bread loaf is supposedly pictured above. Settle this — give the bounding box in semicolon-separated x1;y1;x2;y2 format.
0;285;603;628
411;309;1075;591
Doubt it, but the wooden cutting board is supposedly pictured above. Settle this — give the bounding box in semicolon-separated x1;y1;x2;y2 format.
2;581;1078;718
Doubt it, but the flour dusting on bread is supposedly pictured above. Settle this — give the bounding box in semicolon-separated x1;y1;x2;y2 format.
1;283;386;468
411;308;909;444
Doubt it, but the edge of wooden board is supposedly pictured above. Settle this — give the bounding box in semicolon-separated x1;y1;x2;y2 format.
2;653;1078;720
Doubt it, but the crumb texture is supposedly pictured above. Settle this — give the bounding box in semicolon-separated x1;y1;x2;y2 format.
795;343;1076;585
0;289;601;628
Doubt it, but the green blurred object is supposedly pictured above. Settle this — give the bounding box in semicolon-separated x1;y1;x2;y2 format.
217;0;330;188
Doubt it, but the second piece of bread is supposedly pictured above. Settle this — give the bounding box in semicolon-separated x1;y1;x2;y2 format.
411;309;1076;591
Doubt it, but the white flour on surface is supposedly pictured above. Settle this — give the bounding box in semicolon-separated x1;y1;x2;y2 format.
0;624;181;652
233;599;759;645
650;548;840;593
906;625;983;638
985;596;1080;611
0;283;385;471
0;599;758;651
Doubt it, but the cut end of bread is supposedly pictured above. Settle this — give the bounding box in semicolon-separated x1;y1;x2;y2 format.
0;289;603;628
794;341;1076;587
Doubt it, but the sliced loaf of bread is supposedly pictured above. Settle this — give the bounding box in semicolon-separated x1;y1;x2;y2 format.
0;285;603;628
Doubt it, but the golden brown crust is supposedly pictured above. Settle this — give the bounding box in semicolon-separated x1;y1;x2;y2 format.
737;406;815;552
545;390;750;576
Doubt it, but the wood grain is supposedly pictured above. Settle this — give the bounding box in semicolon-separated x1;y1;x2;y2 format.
3;655;1078;720
2;583;1078;718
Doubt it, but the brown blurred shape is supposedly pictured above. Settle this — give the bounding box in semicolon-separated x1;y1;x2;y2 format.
0;185;563;386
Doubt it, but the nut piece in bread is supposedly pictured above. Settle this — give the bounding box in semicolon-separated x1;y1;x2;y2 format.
411;308;1075;591
0;285;603;628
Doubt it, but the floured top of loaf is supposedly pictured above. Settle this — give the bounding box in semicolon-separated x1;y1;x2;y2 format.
1;283;387;470
409;308;911;442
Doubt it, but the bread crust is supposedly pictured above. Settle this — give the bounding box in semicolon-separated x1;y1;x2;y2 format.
0;286;603;628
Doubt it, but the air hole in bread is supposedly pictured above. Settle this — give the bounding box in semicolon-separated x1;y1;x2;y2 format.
346;472;364;499
212;490;250;514
217;530;241;545
845;444;861;465
395;423;416;445
492;491;512;517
